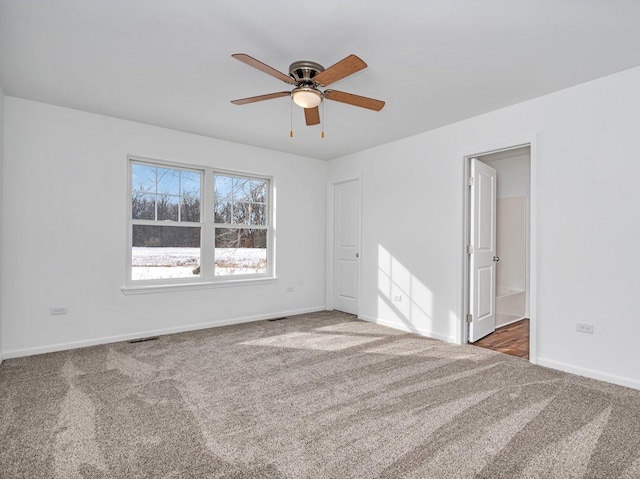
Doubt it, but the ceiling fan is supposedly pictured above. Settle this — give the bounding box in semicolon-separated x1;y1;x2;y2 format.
230;53;385;127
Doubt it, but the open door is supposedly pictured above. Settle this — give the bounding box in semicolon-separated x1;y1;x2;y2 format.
468;158;497;342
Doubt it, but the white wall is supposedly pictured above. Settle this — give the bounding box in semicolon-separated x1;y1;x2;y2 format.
494;196;527;327
494;197;527;294
482;148;531;199
2;98;327;357
0;83;4;365
328;65;640;389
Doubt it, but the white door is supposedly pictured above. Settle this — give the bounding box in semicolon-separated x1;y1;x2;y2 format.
333;179;360;315
469;159;497;342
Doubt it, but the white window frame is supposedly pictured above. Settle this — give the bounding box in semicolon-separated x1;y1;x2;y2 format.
123;156;276;294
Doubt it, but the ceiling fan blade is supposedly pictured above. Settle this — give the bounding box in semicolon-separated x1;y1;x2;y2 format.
314;54;367;87
304;106;320;126
324;90;385;111
232;54;295;84
231;91;291;105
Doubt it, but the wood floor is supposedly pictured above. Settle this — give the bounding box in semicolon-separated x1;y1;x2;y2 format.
473;318;530;359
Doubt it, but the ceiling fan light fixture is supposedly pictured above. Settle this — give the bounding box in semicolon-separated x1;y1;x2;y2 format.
291;87;323;109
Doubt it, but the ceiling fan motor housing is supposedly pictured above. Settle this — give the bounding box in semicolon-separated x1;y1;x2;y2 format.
289;61;325;85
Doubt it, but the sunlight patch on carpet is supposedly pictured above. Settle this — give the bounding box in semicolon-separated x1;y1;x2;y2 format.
241;332;381;351
314;321;404;335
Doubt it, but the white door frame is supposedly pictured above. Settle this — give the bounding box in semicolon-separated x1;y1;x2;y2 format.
460;134;539;364
326;175;362;314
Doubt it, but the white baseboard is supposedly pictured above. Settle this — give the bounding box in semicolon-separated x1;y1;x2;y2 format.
537;357;640;391
359;314;457;344
1;306;326;360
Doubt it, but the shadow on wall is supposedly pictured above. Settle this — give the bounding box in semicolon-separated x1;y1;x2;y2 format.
376;244;459;342
377;244;433;333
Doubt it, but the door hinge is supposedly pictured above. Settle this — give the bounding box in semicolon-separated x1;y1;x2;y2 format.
466;313;473;323
467;245;474;254
468;176;474;186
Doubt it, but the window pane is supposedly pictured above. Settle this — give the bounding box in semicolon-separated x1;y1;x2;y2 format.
132;225;201;281
215;175;233;201
250;203;266;225
132;194;156;220
157;167;180;196
233;202;250;225
132;164;157;195
230;202;266;225
180;195;201;223
252;180;267;203
214;200;232;223
215;228;267;275
234;177;252;203
157;195;179;221
180;171;201;197
214;175;233;224
214;175;269;226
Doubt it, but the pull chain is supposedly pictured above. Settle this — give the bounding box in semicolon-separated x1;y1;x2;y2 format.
321;100;325;138
289;97;293;138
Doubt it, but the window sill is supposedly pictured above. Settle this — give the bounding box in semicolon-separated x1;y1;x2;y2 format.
121;276;278;295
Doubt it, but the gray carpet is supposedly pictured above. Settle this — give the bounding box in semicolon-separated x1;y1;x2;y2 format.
1;311;640;478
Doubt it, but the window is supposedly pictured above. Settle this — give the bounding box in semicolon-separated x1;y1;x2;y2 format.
128;158;273;287
214;175;269;276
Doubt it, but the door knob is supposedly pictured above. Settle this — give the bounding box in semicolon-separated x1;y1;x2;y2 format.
493;256;500;262
356;253;359;258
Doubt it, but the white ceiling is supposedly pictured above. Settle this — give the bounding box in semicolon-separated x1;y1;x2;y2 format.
1;1;640;160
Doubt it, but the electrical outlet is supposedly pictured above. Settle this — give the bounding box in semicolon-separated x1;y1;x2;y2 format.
286;286;295;293
50;307;68;315
576;323;594;334
392;294;402;302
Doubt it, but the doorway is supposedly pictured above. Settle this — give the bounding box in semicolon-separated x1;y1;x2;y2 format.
464;145;533;360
